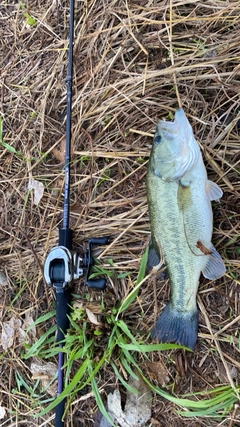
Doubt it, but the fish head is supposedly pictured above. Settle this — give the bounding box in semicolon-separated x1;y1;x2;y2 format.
150;108;200;181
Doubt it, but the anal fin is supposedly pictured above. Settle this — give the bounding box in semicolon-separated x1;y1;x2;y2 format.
147;237;168;280
147;239;161;270
202;243;226;280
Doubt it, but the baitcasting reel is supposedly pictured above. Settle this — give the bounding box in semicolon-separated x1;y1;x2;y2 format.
44;236;110;291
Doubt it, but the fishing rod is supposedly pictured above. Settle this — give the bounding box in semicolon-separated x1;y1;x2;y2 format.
44;1;109;425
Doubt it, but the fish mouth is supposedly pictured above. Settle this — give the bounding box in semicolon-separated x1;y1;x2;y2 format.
157;118;178;135
156;109;184;139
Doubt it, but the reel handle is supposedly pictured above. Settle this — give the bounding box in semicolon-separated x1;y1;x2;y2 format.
84;237;110;290
86;278;107;289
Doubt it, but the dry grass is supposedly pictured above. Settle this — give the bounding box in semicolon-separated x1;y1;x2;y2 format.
0;0;240;426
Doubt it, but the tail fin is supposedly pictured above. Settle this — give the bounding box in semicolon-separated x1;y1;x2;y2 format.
152;303;198;350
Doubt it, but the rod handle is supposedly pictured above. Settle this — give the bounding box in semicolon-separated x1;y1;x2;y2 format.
59;228;73;250
55;398;65;427
56;289;71;343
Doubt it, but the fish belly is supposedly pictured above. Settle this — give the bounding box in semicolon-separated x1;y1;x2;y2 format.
147;169;212;349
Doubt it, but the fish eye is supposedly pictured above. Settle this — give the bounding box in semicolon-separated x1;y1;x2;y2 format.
155;135;162;144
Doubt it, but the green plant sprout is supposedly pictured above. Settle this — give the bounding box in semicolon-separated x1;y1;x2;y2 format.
0;116;23;157
193;38;207;53
24;13;37;26
30;111;37;119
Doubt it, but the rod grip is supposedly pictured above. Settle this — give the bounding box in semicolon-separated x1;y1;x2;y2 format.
59;228;73;250
56;289;71;343
55;399;66;427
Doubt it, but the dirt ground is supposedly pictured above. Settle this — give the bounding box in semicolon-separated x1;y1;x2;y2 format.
0;1;240;426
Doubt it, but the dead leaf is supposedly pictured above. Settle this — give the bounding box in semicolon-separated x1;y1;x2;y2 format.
0;271;8;287
0;271;8;311
28;178;44;205
196;240;212;255
30;359;58;397
52;137;66;163
98;416;112;427
124;374;152;426
147;361;170;386
1;313;36;350
175;352;187;378
0;405;6;420
22;312;36;343
217;362;238;383
107;390;127;426
86;308;102;326
99;371;152;427
1;317;22;350
73;301;83;310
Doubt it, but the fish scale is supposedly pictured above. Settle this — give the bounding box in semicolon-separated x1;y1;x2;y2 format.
148;175;202;313
147;108;226;350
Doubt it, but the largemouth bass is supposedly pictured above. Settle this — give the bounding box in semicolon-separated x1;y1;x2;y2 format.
147;108;226;350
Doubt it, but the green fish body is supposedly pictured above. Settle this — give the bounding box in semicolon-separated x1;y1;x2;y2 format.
147;108;226;350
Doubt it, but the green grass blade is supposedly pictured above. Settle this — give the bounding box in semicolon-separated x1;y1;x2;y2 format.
178;396;237;417
91;374;116;427
118;342;187;352
183;384;232;397
121;347;141;369
137;246;149;283
25;310;56;333
117;247;149;315
120;354;139;380
111;362;140;394
24;325;57;359
74;350;111;393
138;369;238;413
36;358;90;417
116;320;141;346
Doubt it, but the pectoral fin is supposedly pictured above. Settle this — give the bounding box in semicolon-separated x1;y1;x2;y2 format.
206;180;223;201
177;181;192;211
202;244;226;280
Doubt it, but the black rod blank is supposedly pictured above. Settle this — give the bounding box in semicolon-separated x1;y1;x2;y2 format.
63;0;74;231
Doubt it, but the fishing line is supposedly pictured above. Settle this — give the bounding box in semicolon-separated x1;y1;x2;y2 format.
178;184;208;258
182;214;209;257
